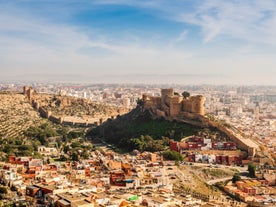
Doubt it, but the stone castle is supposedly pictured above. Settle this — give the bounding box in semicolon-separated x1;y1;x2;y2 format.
142;88;259;157
142;88;205;118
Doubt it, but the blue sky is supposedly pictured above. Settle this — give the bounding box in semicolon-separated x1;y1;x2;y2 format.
1;0;276;84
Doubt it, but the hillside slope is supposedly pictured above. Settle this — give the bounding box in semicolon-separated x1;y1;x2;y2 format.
87;106;203;150
0;91;44;139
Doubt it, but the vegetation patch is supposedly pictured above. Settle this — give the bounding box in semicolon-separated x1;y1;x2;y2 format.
87;107;202;151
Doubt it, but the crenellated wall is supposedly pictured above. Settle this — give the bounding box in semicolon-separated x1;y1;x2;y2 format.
169;96;183;117
142;94;162;115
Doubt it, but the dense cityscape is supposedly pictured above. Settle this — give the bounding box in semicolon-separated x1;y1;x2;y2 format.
0;83;275;207
1;0;276;206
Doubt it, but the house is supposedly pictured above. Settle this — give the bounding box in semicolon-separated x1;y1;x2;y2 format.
38;146;59;157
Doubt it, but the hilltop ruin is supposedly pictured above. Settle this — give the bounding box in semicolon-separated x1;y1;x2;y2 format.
23;86;127;127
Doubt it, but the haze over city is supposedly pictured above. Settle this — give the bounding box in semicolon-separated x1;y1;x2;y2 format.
1;0;276;84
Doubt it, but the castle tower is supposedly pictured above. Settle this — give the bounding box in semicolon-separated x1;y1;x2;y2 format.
169;96;183;117
26;88;34;102
161;88;174;105
191;95;205;115
23;86;29;96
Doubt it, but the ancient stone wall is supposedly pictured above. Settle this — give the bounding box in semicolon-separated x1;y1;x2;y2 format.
142;94;161;112
49;115;61;124
161;88;173;105
23;86;35;102
23;86;110;127
142;88;258;156
156;109;166;117
189;95;205;115
206;119;258;157
143;88;205;117
38;107;49;118
169;96;183;117
23;86;29;96
182;99;193;113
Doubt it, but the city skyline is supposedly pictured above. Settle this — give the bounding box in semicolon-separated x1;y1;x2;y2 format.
1;0;276;85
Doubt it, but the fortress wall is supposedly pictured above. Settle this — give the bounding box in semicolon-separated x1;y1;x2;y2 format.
62;120;74;126
22;86;108;128
23;86;29;96
190;95;205;115
142;94;150;103
169;96;183;117
176;112;205;126
27;88;34;101
143;95;161;110
49;115;61;124
182;96;205;115
164;96;171;106
182;99;193;113
161;88;173;105
38;107;48;118
34;102;40;110
177;113;257;156
156;109;166;117
207;120;257;156
161;103;170;116
141;88;257;157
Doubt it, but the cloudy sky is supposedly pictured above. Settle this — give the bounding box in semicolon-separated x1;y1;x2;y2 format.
1;0;276;84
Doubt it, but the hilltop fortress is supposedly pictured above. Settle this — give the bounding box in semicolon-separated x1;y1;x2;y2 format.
23;86;126;127
142;88;204;118
142;89;259;157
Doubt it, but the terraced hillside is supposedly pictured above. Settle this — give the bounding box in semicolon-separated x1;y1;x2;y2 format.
0;91;44;139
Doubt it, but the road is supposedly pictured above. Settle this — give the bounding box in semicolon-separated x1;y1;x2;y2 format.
186;162;248;173
207;176;233;185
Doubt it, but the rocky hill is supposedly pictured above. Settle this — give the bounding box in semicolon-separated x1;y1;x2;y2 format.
0;90;126;140
34;93;127;118
0;90;128;160
87;106;229;151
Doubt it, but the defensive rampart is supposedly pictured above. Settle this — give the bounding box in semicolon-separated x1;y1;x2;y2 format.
23;86;114;127
142;88;259;157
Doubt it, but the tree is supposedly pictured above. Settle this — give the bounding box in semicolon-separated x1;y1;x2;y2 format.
59;155;68;161
163;150;183;161
136;98;143;106
68;131;83;139
232;173;241;183
182;91;190;99
0;186;7;194
72;152;79;161
63;145;70;154
71;141;81;148
248;163;256;178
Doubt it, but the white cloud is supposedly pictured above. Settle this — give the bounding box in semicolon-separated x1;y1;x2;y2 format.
106;0;276;45
177;0;276;45
1;0;276;84
0;7;196;77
